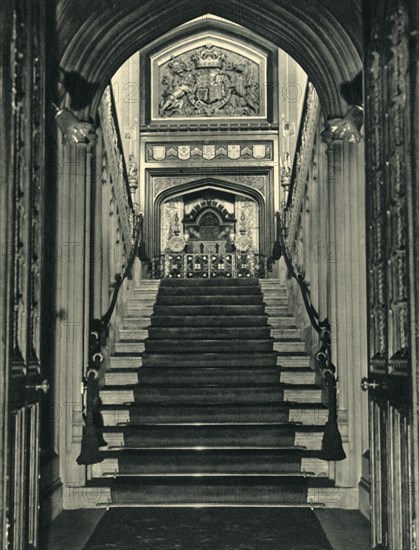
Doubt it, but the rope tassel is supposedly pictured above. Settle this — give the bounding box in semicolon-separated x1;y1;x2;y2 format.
76;372;105;465
319;369;346;461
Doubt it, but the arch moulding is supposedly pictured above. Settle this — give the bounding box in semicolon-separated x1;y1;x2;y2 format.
58;0;362;120
146;174;271;258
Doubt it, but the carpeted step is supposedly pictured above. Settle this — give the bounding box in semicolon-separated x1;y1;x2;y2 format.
147;326;271;340
100;384;322;406
106;475;313;505
93;449;306;476
153;304;266;316
100;403;328;426
125;403;292;424
100;427;324;452
160;278;260;287
144;338;274;353
106;367;280;387
131;385;286;405
92;450;330;478
158;286;263;296
155;295;264;306
102;424;297;448
141;352;278;368
150;315;269;327
137;367;280;385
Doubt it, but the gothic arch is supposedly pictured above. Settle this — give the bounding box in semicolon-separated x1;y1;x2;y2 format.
57;0;362;119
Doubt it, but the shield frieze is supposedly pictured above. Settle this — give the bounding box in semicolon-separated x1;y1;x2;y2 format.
202;145;216;160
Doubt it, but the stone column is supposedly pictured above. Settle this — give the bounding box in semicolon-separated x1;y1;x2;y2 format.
54;131;96;501
322;121;369;491
322;127;348;487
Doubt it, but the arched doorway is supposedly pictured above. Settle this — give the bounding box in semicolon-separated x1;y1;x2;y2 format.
54;4;368;514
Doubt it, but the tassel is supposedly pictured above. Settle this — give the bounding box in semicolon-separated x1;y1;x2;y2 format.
319;370;346;461
93;407;108;448
138;240;149;262
76;425;104;465
272;241;282;261
319;420;346;461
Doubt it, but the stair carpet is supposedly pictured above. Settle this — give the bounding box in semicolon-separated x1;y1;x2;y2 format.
94;278;332;507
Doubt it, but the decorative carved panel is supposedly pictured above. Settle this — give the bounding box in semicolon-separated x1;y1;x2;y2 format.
99;86;134;263
366;0;411;373
152;174;267;199
160;198;184;252
5;1;46;547
364;1;417;549
156;43;262;118
236;197;259;252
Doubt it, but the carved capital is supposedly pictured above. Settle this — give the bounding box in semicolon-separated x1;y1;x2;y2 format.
55;107;96;144
321;105;364;145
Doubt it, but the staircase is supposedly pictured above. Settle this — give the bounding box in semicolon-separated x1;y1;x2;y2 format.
94;278;333;507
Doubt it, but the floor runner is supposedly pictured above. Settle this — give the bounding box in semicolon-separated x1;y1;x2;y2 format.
83;507;334;550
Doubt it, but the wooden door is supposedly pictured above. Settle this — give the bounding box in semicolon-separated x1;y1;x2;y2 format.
3;0;47;548
364;0;418;548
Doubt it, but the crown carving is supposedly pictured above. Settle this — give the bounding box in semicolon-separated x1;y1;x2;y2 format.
192;43;225;69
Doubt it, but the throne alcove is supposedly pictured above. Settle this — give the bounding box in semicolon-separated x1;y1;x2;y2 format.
160;189;259;256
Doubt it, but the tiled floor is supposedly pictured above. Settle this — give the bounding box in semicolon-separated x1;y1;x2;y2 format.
45;508;371;550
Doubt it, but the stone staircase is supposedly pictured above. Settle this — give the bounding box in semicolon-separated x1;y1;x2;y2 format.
93;278;333;507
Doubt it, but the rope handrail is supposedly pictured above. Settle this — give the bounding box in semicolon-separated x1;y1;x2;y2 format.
275;211;346;461
275;212;328;335
77;213;143;465
100;212;143;329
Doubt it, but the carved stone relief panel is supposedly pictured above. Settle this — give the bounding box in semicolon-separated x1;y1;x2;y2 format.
160;199;184;252
151;35;267;120
236;197;259;252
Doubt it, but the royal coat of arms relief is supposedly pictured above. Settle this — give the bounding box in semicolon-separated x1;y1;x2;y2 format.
158;43;261;118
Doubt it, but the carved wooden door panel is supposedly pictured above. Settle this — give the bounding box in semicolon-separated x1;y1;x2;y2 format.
5;1;47;548
364;0;418;548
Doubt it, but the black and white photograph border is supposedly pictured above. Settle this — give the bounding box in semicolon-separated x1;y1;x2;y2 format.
0;0;417;549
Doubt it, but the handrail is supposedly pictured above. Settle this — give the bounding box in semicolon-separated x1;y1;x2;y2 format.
77;213;143;465
276;212;326;335
101;213;142;328
275;211;346;461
